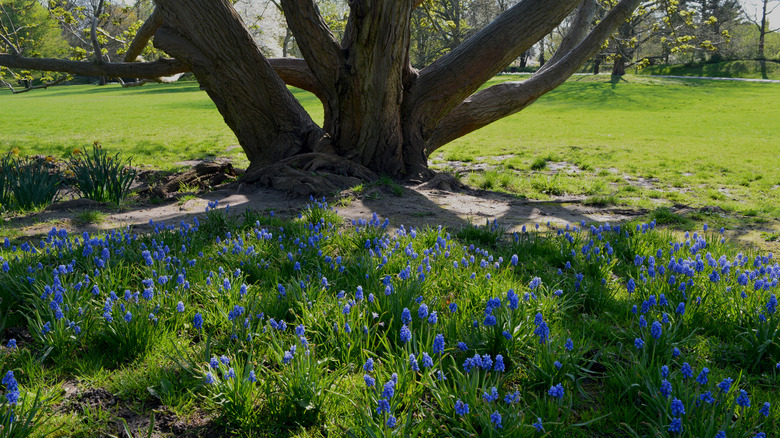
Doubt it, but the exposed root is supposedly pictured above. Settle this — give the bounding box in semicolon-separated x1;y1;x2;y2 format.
413;172;468;192
242;153;378;197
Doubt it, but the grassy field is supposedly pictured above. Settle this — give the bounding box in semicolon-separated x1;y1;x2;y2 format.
1;202;779;437
1;75;779;219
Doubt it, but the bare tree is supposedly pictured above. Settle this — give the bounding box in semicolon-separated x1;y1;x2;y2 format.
0;0;642;189
743;0;780;58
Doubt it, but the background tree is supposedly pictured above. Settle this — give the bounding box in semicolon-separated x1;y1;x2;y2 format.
0;0;68;91
743;0;780;58
0;0;642;190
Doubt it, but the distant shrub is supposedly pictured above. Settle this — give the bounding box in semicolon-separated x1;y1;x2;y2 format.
68;142;137;205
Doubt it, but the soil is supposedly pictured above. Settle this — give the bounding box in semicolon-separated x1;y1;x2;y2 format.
2;158;778;250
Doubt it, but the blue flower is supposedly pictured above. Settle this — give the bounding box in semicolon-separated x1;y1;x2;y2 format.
660;380;672;398
124;311;132;322
376;398;391;415
428;311;438;324
457;342;468;351
454;399;469;416
176;301;185;313
433;334;445;354
490;411;502;429
759;402;770;417
699;391;715;404
534;321;550;344
651;321;662;339
422;352;433;368
494;355;505;372
484;314;497;326
639;315;647;328
548;383;564;399
2;371;19;405
193;313;203;330
564;338;574;351
363;358;374;372
718;377;733;393
449;302;458;313
668;417;683;433
661;365;669;378
41;321;52;335
364;374;375;388
671;398;686;416
714;432;726;438
483;387;499;402
676;302;685;315
400;325;412;344
634;338;644;349
532;417;544;432
681;363;693;379
627;278;636;294
6;339;16;349
382;380;395;399
409;354;419;371
504;390;520;404
386;415;397;428
418;303;429;320
672;347;681;358
247;371;257;382
767;294;777;314
226;368;236;379
401;308;411;325
502;330;512;340
735;390;751;408
695;368;709;385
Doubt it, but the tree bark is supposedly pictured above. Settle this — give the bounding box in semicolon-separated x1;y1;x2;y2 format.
153;0;329;168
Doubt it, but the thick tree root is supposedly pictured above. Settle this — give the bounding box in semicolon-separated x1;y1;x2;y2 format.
242;153;379;197
413;172;468;192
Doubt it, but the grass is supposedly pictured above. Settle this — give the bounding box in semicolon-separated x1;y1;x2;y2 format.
73;210;107;225
1;75;779;218
1;204;779;437
433;75;780;217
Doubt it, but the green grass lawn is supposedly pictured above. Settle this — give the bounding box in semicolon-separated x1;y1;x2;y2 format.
435;75;780;217
1;75;778;217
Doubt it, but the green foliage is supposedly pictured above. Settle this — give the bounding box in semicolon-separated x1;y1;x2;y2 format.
0;154;12;209
640;60;780;80
67;143;137;205
6;156;61;210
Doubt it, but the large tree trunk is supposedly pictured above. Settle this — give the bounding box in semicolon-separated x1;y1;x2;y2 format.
1;0;642;186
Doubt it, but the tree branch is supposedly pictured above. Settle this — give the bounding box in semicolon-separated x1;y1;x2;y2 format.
427;0;641;152
268;57;322;98
538;0;599;74
279;0;342;98
0;53;189;78
91;0;106;64
123;8;162;62
405;0;582;137
1;75;69;94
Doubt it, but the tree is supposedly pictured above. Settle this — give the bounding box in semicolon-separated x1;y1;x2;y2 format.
0;0;69;91
743;0;780;58
0;0;642;189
